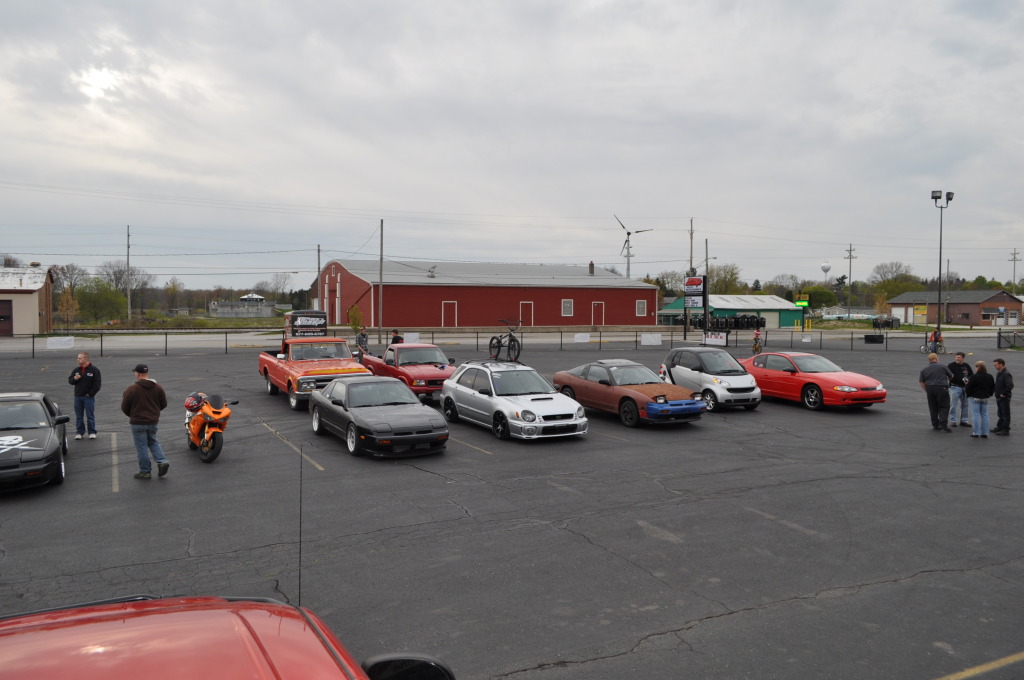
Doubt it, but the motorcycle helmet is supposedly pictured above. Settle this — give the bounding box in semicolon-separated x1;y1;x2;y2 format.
184;392;207;412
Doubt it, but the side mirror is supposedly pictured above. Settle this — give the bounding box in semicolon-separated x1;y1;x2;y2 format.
385;358;395;366
277;353;286;360
783;367;797;374
598;379;611;386
362;654;457;680
478;388;493;397
54;415;71;425
332;399;346;408
448;357;454;363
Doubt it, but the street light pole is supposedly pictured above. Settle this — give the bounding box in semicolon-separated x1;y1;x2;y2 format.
932;190;953;333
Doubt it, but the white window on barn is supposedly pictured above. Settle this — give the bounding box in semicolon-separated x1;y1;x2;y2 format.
561;299;574;316
636;300;647;317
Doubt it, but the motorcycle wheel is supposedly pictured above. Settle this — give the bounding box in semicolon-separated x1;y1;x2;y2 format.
199;429;223;463
187;431;198;450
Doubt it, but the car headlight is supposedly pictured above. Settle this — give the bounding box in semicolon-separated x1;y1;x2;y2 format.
371;423;393;433
654;395;667;404
711;377;732;387
833;385;858;392
874;384;884;391
411;379;426;387
298;379;317;391
576;406;585;419
521;410;537;422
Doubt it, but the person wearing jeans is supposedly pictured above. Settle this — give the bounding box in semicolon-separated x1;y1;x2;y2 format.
965;361;995;438
68;352;101;439
993;358;1014;435
947;352;972;426
120;364;170;479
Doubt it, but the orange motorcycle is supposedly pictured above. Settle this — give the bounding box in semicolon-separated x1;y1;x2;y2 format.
184;392;239;463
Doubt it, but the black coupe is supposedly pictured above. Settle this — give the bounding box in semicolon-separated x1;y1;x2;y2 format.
0;392;70;489
309;376;448;457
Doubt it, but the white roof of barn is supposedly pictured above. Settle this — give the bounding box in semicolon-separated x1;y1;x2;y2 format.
0;266;53;291
710;295;797;310
328;259;658;290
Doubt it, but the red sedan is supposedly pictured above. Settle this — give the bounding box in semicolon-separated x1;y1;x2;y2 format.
738;351;886;410
0;595;456;680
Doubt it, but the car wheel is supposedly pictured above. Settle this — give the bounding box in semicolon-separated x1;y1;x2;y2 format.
744;402;760;411
492;412;511;440
51;450;66;485
266;375;279;395
619;400;640;428
560;386;576;400
346;423;362;455
802;385;823;410
311;407;326;435
61;434;68;457
701;389;719;412
442;397;460;423
288;385;302;410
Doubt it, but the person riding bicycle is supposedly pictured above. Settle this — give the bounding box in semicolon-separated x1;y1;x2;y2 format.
929;327;942;353
752;327;762;353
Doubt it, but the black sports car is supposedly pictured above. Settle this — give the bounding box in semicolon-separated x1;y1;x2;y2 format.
309;376;448;457
0;392;70;489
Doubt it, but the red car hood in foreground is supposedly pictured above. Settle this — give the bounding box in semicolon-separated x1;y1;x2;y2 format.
0;596;365;680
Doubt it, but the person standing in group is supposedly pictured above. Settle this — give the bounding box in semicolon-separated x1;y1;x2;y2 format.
965;361;995;438
390;329;404;344
67;352;101;440
919;353;953;432
992;358;1014;436
355;326;370;357
947;351;973;427
121;364;170;480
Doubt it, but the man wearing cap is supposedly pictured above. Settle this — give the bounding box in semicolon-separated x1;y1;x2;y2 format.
120;364;170;479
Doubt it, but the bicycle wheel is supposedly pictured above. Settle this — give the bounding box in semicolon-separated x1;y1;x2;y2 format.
937;343;946;354
507;336;521;361
488;336;502;359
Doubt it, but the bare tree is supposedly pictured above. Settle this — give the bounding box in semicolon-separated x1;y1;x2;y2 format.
869;261;915;284
2;254;24;267
164;277;186;309
269;272;292;301
53;263;90;294
97;260;155;297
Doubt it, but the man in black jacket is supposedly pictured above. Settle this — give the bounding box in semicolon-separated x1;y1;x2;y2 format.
993;358;1014;435
68;352;101;440
947;352;973;426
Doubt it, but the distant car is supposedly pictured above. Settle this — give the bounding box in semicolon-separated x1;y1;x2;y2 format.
553;359;705;427
361;343;457;402
0;392;70;490
441;360;588;440
738;351;886;410
659;347;761;412
309;375;448;457
0;595;456;680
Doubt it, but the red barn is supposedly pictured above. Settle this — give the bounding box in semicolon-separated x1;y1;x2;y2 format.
316;260;659;328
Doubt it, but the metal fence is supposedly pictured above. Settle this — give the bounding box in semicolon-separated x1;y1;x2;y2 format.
0;327;1003;360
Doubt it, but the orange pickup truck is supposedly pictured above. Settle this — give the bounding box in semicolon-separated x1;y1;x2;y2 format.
259;337;370;410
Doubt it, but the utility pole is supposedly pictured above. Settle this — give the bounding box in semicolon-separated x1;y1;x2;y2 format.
126;225;131;322
843;244;856;319
377;220;384;344
1010;248;1021;296
685;218;694;340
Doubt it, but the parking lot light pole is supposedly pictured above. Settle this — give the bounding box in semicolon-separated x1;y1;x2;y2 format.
932;190;953;333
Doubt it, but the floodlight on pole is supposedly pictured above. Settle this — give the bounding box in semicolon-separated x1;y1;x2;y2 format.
932;190;953;332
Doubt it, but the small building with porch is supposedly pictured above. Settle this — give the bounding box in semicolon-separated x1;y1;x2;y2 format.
0;265;57;336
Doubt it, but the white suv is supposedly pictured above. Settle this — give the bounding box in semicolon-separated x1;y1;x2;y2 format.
441;360;587;440
659;347;761;412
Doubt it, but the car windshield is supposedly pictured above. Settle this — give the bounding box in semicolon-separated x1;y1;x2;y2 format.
608;364;662;385
791;355;842;373
491;370;555;396
699;351;746;374
398;347;449;365
0;401;49;429
293;342;353;360
347;382;418;407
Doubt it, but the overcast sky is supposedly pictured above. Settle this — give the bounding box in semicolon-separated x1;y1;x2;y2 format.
2;1;1022;292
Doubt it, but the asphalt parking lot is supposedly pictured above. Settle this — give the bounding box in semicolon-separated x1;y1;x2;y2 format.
1;335;1022;680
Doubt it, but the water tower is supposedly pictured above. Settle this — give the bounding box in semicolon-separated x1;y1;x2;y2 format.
821;261;831;285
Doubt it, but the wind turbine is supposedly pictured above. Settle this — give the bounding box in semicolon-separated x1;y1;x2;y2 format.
614;215;652;279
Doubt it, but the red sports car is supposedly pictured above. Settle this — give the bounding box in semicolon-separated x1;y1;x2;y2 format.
738;351;886;410
0;595;456;680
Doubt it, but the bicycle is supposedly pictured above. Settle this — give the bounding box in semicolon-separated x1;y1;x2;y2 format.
489;319;522;361
752;331;763;355
920;342;946;354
